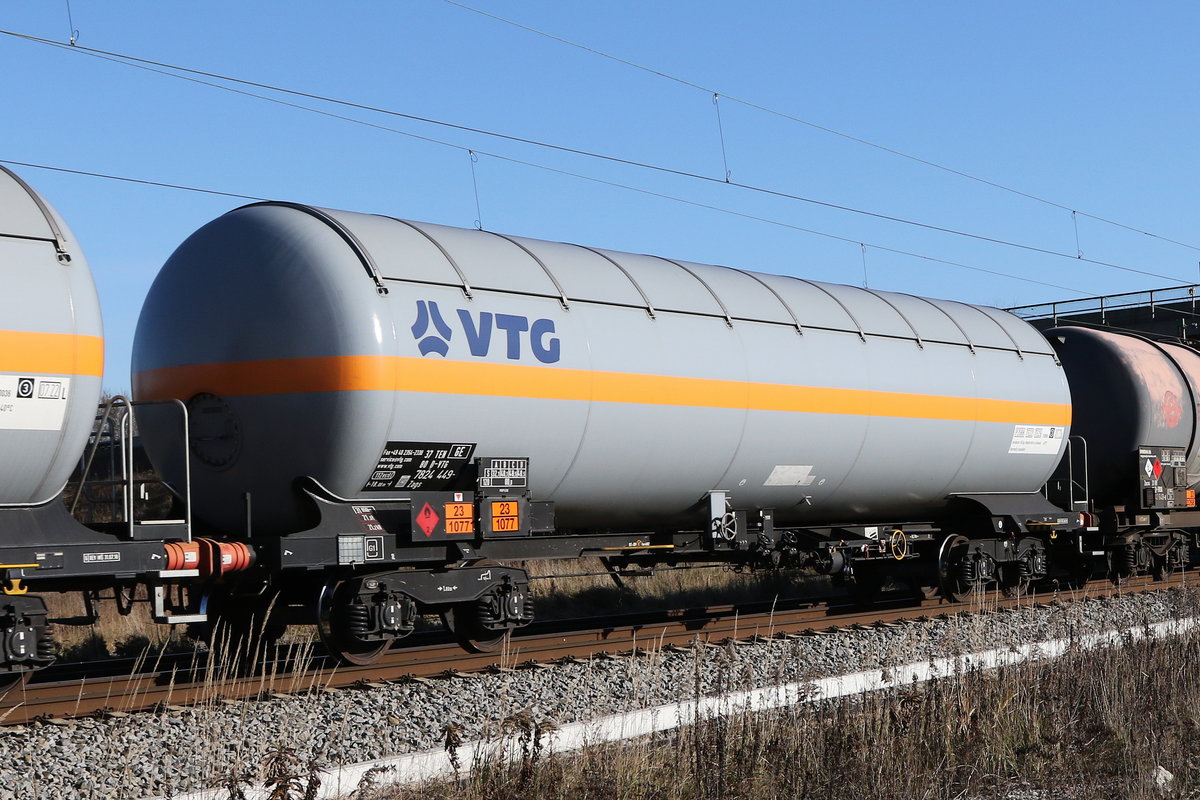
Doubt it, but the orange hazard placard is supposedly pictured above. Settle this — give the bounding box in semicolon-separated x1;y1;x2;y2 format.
445;502;473;519
490;500;520;532
444;502;475;534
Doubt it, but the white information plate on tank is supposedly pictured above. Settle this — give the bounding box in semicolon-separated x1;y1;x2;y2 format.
0;375;70;431
764;465;817;486
1007;424;1065;455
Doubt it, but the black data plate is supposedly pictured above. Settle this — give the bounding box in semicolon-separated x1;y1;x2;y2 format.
363;441;475;492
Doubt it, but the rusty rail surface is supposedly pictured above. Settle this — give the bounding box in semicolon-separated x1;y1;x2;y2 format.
1;573;1189;726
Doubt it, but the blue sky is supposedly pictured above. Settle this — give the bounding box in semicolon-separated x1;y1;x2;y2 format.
5;2;1200;389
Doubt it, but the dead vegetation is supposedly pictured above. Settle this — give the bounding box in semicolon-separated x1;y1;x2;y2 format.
43;559;829;661
524;558;832;618
376;611;1200;800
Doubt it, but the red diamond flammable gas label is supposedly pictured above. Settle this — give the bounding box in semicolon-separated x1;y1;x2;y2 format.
1145;458;1164;481
416;502;440;536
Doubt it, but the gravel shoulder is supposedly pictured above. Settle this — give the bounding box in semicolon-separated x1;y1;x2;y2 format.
0;588;1193;799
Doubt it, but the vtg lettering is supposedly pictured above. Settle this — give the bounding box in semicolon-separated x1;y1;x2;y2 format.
411;300;560;363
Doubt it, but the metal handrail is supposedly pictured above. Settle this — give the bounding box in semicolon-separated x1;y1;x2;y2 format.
1042;435;1089;512
124;398;191;541
70;396;191;541
71;395;131;517
1008;283;1200;324
1068;435;1089;510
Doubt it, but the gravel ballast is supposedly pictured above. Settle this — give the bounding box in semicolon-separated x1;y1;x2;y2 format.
0;588;1194;799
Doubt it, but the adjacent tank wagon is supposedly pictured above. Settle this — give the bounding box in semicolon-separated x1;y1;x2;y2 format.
0;167;196;687
1046;326;1200;578
0;165;104;506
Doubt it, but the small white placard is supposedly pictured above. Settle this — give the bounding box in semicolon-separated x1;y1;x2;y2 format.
764;465;815;486
1007;424;1065;455
0;375;71;431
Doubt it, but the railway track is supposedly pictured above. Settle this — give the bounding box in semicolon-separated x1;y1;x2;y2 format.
1;573;1190;726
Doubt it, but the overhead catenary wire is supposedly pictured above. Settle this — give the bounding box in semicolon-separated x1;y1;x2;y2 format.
712;93;731;182
63;0;78;45
437;0;1200;255
0;27;1189;287
0;156;1093;296
468;150;483;230
0;159;266;201
0;37;1178;292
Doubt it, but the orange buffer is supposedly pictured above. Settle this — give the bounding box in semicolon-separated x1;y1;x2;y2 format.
196;539;255;578
164;540;254;577
163;541;200;571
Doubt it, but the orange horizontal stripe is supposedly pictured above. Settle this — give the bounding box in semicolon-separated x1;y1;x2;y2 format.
135;355;1071;425
0;330;104;377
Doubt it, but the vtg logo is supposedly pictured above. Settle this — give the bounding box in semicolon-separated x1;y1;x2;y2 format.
410;300;561;364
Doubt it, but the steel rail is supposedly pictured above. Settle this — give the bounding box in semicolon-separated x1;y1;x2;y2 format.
0;573;1190;726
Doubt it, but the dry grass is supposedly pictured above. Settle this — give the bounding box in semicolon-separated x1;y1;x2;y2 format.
374;613;1200;800
524;558;831;619
43;588;186;661
26;589;1200;798
41;560;828;659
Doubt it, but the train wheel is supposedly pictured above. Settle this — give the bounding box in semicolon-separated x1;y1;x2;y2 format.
938;535;980;602
442;558;525;652
441;603;510;653
998;566;1030;599
1107;535;1140;584
315;582;391;667
1153;549;1180;581
1154;558;1172;581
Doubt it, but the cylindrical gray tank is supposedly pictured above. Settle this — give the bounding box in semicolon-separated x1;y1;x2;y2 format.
1047;326;1196;504
134;203;1071;534
0;166;104;506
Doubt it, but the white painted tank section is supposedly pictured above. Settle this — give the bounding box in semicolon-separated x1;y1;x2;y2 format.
0;167;104;506
134;203;1071;534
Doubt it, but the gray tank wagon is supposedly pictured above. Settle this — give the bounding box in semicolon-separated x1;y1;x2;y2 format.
132;203;1072;536
0;166;104;506
129;201;1093;659
0;168;202;689
2;176;1198;682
